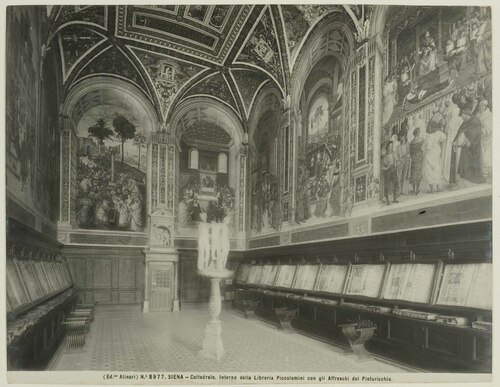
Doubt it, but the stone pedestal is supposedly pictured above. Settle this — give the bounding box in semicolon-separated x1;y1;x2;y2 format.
198;271;232;361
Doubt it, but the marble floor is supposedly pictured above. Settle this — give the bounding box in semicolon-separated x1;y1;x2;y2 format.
49;304;413;373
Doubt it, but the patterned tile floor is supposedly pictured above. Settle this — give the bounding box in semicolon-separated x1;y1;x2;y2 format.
50;304;412;373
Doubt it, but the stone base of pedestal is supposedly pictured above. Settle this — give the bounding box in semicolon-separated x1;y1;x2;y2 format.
142;300;150;313
172;299;180;312
199;320;225;361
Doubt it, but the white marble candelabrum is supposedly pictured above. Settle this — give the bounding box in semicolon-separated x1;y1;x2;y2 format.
197;220;233;361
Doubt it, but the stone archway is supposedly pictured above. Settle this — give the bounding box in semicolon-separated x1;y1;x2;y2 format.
59;76;159;235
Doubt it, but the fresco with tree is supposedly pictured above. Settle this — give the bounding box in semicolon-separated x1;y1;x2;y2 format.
75;107;147;231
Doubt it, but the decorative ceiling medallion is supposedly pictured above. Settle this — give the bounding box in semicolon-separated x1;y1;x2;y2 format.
279;5;341;69
50;5;107;34
184;72;240;115
235;6;285;92
116;5;253;65
74;45;150;97
58;26;107;82
230;69;269;118
129;47;207;120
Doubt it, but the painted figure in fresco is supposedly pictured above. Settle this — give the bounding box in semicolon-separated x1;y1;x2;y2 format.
454;27;468;73
473;15;491;74
422;111;447;193
251;183;262;232
295;161;310;223
326;160;341;217
476;100;492;179
381;141;399;205
95;199;111;227
268;176;281;230
118;197;131;229
409;128;424;195
442;99;464;185
418;30;437;76
396;132;410;195
129;196;144;231
382;74;397;125
398;65;412;104
444;38;459;79
178;192;190;226
76;197;95;227
453;107;485;184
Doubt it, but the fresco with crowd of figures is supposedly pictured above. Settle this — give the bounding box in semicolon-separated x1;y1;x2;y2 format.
380;6;491;205
248;5;491;236
75;107;147;231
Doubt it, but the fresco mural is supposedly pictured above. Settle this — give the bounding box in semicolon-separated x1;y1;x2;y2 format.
250;106;282;234
296;93;342;223
6;7;60;226
384;6;491;124
381;6;492;205
75;107;147;231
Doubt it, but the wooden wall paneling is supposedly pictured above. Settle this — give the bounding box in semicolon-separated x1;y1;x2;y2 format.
93;259;112;288
119;259;137;288
112;259;119;288
85;259;94;288
62;246;145;305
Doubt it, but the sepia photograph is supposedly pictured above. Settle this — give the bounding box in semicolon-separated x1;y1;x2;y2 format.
3;1;496;385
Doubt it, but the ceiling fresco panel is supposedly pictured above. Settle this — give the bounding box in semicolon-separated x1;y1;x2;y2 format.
115;5;253;65
230;69;270;117
129;47;207;120
74;45;151;97
279;5;342;68
51;5;107;33
58;26;107;81
235;7;285;92
184;72;240;115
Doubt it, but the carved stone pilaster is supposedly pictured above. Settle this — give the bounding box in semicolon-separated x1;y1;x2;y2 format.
58;117;77;230
148;132;177;214
237;145;247;236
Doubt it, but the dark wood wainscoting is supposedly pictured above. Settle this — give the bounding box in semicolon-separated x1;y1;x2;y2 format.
63;246;145;305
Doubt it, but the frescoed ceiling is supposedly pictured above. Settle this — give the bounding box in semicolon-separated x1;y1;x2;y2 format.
47;5;361;129
182;122;232;147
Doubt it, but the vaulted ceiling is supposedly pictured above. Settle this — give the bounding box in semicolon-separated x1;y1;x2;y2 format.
45;5;361;127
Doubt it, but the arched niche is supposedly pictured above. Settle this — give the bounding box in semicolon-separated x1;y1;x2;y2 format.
60;76;158;233
170;97;245;235
247;87;282;234
291;20;354;224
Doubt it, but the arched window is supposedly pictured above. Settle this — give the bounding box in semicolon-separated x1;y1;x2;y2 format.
218;152;227;174
189;148;199;169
